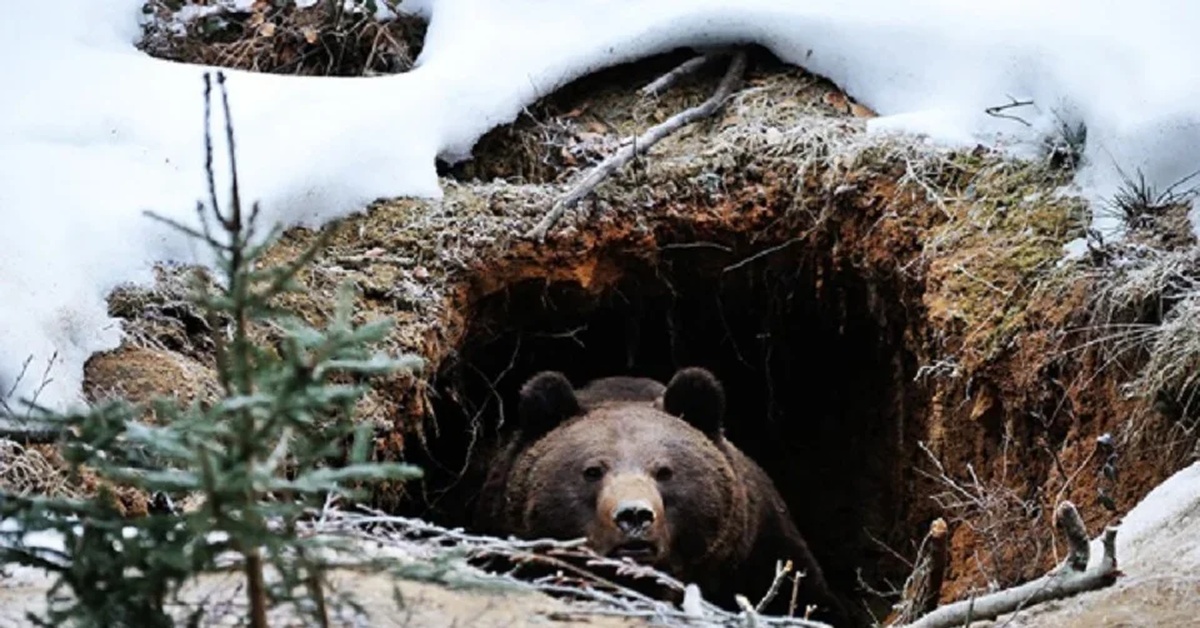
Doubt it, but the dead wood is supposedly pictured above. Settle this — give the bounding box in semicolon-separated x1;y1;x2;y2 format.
903;502;1120;628
640;53;717;97
526;49;748;241
889;518;948;625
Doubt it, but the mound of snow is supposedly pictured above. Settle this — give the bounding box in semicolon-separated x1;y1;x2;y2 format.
2;0;1200;412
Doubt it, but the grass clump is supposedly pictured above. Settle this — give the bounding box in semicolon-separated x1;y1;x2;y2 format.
139;0;427;77
918;150;1089;363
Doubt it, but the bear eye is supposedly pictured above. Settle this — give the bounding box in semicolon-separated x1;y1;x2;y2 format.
583;464;605;481
655;466;674;482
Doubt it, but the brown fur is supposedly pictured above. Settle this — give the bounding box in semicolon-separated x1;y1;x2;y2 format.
475;368;846;623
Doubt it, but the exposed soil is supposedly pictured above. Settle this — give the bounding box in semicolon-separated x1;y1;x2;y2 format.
7;46;1198;627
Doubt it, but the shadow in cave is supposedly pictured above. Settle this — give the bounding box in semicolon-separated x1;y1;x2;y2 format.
395;238;925;625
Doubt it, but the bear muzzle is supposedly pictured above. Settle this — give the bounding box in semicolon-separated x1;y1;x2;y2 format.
593;473;669;564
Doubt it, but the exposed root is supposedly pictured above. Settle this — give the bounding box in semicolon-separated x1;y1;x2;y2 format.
527;49;749;241
902;503;1120;628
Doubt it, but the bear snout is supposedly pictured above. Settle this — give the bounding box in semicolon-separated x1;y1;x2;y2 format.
593;473;669;564
613;499;656;535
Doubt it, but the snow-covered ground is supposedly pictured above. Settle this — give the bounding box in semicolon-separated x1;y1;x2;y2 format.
2;0;1200;412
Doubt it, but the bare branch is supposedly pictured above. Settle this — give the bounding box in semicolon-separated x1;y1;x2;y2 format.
302;506;834;627
984;96;1035;127
527;50;748;241
757;560;794;613
903;525;1120;628
641;53;718;97
889;518;948;625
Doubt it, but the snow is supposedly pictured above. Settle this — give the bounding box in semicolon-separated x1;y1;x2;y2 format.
1100;459;1200;573
2;0;1200;414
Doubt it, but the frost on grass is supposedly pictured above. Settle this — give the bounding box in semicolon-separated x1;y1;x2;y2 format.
1080;163;1200;458
139;0;428;76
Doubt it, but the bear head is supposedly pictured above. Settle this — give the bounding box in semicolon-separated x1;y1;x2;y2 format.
496;367;750;576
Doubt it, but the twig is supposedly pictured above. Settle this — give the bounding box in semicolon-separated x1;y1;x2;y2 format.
984;96;1034;128
889;518;948;625
903;515;1120;628
526;50;748;241
757;560;794;613
788;572;802;618
736;595;762;628
305;506;833;627
641;53;719;97
0;426;64;444
723;238;804;274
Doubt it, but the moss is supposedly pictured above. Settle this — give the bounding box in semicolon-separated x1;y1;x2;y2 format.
921;153;1088;364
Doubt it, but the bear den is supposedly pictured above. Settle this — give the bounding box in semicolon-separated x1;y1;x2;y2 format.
474;366;850;625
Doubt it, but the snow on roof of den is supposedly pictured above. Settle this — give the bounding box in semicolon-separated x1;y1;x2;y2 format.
2;0;1200;413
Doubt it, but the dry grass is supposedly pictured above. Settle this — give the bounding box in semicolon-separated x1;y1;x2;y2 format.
1083;245;1200;457
1075;163;1200;461
139;0;427;76
0;440;83;499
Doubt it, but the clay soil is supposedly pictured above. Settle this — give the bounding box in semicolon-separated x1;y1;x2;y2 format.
5;45;1199;627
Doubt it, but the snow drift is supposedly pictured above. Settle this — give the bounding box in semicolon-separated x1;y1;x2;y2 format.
2;0;1200;412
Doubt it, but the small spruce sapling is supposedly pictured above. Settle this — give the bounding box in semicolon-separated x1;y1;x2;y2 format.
1;70;425;628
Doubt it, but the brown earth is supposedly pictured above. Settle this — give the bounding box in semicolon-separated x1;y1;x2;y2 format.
6;46;1198;626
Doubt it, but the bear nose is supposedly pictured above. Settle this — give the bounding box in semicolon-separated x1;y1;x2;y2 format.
613;500;656;535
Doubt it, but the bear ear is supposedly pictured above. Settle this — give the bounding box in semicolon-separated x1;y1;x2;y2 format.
662;367;725;437
518;371;581;440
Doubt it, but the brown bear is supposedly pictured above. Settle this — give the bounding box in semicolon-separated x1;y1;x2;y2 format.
475;366;847;624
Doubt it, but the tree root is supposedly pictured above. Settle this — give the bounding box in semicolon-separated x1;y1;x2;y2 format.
903;502;1120;628
526;49;748;241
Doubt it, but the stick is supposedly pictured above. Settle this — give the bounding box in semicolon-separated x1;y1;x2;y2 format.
889;518;948;625
757;560;794;613
526;50;748;241
0;426;63;444
903;524;1119;628
1054;501;1090;572
641;54;717;97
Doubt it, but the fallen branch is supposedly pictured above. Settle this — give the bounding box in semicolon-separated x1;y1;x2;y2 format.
0;426;63;445
641;53;718;97
526;49;748;241
903;502;1119;628
309;506;832;627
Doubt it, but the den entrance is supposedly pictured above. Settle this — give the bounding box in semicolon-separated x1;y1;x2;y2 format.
403;231;926;623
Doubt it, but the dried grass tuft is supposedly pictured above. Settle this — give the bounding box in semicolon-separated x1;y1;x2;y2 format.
139;0;427;77
0;439;83;499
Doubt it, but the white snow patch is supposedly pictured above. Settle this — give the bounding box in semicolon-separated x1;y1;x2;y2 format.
1098;459;1200;574
2;0;1200;413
